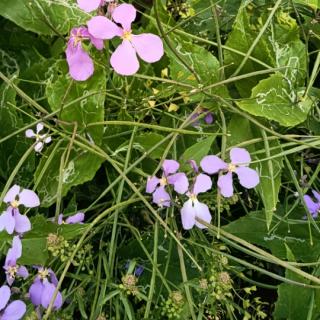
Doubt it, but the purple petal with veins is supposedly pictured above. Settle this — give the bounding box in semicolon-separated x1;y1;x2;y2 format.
152;186;171;207
235;167;259;189
167;173;189;194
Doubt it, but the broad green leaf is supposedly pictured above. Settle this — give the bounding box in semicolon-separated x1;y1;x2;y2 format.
0;0;88;36
273;246;319;319
293;0;320;9
19;216;86;265
224;3;307;97
167;35;228;100
35;141;104;207
0;80;35;184
237;73;313;126
180;135;216;167
46;61;106;144
256;139;283;228
223;210;320;262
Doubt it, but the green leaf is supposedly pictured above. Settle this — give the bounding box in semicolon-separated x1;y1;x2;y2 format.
237;73;313;126
134;133;166;159
0;0;88;35
167;35;228;100
35;141;104;207
180;135;216;167
256;138;283;228
273;246;319;320
223;210;320;262
19;215;86;265
46;61;106;144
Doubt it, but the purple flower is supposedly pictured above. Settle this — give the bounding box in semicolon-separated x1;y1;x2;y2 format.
200;148;260;198
146;160;188;207
57;212;85;224
66;26;104;81
0;285;26;320
304;190;320;218
134;265;144;277
0;185;40;234
181;173;212;230
87;3;164;75
190;107;214;127
29;267;63;310
4;236;29;286
25;123;51;153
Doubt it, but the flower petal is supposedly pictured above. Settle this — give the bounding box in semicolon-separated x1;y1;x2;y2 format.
218;172;234;197
146;176;160;193
36;123;44;134
312;190;320;203
41;281;63;310
13;211;31;234
200;156;227;175
193;173;212;195
152;186;171;207
65;212;85;224
25;129;35;138
0;285;11;311
18;189;40;208
1;300;26;320
34;142;44;152
194;200;211;229
17;266;29;279
162;159;179;175
110;40;140;76
44;136;52;144
4;185;20;203
304;195;318;214
5;236;22;266
29;279;44;306
131;33;164;63
112;3;136;31
87;16;121;40
89;35;104;50
77;0;101;12
167;173;189;194
66;46;94;81
0;210;15;234
181;199;196;230
230;147;251;166
235;167;259;189
204;112;214;124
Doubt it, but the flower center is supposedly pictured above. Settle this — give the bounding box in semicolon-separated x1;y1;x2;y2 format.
159;177;168;186
38;268;49;280
228;163;236;172
11;200;20;208
6;266;18;278
121;30;132;41
189;193;197;201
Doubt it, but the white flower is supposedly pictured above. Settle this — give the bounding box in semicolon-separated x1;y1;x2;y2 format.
25;123;51;152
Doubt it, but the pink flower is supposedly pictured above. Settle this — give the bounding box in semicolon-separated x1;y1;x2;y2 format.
87;3;164;76
66;27;104;81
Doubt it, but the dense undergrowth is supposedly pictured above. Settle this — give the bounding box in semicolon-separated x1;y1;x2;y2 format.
0;0;320;319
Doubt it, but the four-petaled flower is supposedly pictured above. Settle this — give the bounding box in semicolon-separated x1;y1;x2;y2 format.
190;107;214;127
88;3;164;75
0;185;40;234
304;190;320;218
181;173;212;230
4;236;28;286
66;27;104;81
0;285;26;320
25;123;51;153
29;267;63;310
200;147;259;197
146;159;188;207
